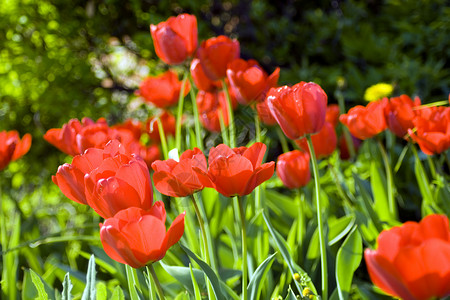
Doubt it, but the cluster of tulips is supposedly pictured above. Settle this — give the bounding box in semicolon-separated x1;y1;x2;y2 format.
2;12;450;300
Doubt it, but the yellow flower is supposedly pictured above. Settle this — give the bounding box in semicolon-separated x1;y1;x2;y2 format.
364;83;393;102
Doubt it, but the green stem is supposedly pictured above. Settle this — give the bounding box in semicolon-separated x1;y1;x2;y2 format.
237;196;248;300
190;194;211;264
426;155;437;178
148;264;165;300
376;139;397;219
188;75;203;151
156;118;168;160
306;134;327;300
175;73;188;152
254;111;261;143
191;194;216;299
219;109;230;146
276;127;290;153
222;79;236;148
296;188;305;261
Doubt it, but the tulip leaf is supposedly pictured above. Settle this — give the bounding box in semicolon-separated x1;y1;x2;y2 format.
190;263;202;300
81;255;96;300
262;212;317;294
62;273;73;300
179;243;227;300
328;215;355;246
111;286;125;300
96;282;107;300
30;269;49;300
247;252;276;300
414;154;440;215
125;265;142;300
370;161;392;222
335;226;362;300
284;287;297;300
159;260;206;295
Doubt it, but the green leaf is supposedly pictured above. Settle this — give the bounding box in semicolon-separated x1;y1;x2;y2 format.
96;282;107;300
284;287;297;300
414;154;440;215
126;265;142;300
190;264;202;300
263;212;316;294
62;273;73;300
179;243;227;300
30;269;49;300
328;216;355;246
247;253;276;300
81;255;96;300
159;260;206;295
370;161;392;222
335;226;362;300
111;286;125;300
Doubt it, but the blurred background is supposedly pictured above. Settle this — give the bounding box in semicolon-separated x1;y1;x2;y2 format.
1;0;449;184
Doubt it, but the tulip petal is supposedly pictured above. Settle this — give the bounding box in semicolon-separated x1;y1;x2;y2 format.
53;164;87;205
243;142;266;169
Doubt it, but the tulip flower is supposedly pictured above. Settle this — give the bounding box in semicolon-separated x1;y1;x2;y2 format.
226;58;280;105
296;122;337;158
255;98;277;126
190;58;222;92
100;203;185;268
196;89;237;133
408;106;450;155
44;118;86;156
266;82;328;140
205;143;274;197
325;104;340;128
146;111;177;143
197;35;240;81
152;148;211;197
0;130;32;171
339;98;388;140
138;70;190;108
385;95;421;138
84;145;153;218
365;214;450;300
112;119;144;141
53;140;127;205
276;150;311;189
150;14;197;65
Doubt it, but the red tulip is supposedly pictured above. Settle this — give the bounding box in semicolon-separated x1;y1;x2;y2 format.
52;140;127;205
205;143;274;197
296;122;337;158
385;95;421;138
44;118;85;156
152;148;212;197
127;142;161;168
266;82;328;140
226;58;280;105
76;120;134;154
146;111;176;143
100;203;185;268
339;98;388;140
255;98;277;126
326;104;340;128
112;119;144;141
408;106;450;155
338;134;362;160
276;150;310;189
150;14;197;65
190;58;222;92
138;70;190;108
84;146;153;218
196;89;237;133
197;35;240;81
0;130;32;171
365;214;450;300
